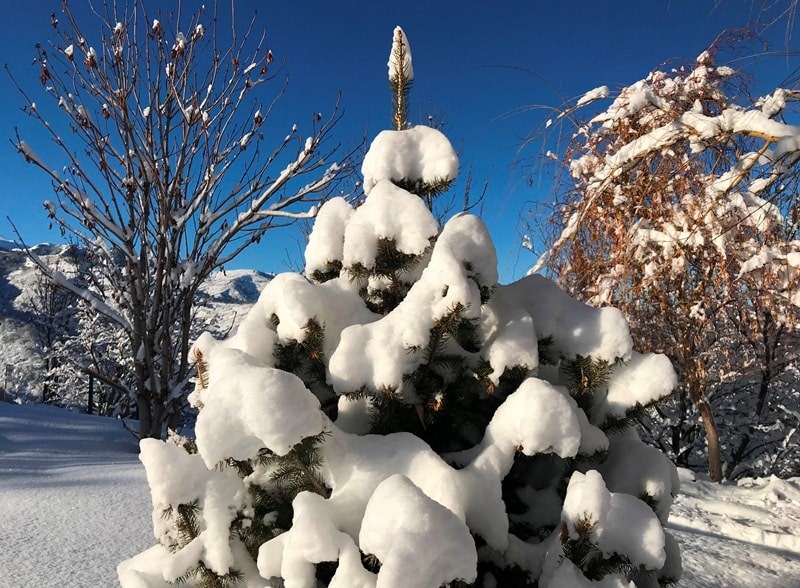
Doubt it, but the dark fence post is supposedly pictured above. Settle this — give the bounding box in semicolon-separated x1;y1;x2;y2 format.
3;365;10;403
88;372;94;415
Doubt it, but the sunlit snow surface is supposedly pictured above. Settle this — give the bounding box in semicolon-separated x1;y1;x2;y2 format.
0;403;152;586
668;468;800;587
1;403;800;587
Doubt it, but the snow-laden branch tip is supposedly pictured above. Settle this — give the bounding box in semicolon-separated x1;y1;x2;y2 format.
576;85;610;107
388;26;413;82
17;140;45;167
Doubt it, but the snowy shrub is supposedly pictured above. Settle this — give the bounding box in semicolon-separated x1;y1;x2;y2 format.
2;246;133;415
119;27;681;587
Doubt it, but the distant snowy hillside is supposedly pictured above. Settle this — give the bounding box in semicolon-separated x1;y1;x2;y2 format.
199;268;272;303
0;245;65;400
0;236;21;251
0;243;271;401
193;268;273;339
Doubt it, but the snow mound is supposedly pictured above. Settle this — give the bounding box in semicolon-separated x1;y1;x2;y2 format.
360;475;477;587
502;274;633;362
552;469;666;573
361;126;458;195
304;197;355;277
342;180;438;267
194;348;325;464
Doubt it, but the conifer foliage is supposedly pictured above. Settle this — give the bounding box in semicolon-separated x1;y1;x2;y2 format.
121;27;681;587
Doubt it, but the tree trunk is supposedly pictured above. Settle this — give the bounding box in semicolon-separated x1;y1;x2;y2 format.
697;398;723;482
672;390;689;465
684;350;723;483
756;373;770;417
756;320;776;417
137;395;154;439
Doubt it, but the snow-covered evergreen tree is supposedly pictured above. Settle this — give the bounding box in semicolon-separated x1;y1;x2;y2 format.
120;27;681;587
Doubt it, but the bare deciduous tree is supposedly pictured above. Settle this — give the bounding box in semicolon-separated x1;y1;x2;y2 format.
8;1;350;438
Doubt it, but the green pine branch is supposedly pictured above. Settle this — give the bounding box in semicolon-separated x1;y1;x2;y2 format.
263;433;330;499
393;176;454;208
537;335;558;366
564;354;613;413
237;435;330;560
159;499;245;588
175;500;201;549
370;386;424;436
309;259;343;283
237;479;287;560
174;563;244;588
462;261;496;305
346;238;427;314
560;515;637;582
273;319;337;418
599;396;669;435
374;237;421;277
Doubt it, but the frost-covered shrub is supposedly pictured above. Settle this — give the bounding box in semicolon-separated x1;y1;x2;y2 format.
119;27;681;588
528;47;800;483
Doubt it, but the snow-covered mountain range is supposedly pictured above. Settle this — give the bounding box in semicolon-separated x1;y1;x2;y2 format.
0;239;272;401
0;242;56;399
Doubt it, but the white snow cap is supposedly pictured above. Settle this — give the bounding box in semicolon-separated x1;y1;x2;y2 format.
480;287;539;385
501;275;633;362
194;347;325;465
361;126;459;195
388;26;413;82
576;85;610;107
360;475;477;587
561;470;666;570
342;180;438;268
305;197;355;277
253;272;377;362
595;351;677;421
477;378;582;463
599;434;680;523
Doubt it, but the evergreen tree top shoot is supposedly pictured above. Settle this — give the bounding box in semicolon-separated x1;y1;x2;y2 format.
389;26;413;130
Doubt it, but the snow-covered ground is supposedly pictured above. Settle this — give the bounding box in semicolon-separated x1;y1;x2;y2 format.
1;402;799;587
668;469;800;587
0;403;151;586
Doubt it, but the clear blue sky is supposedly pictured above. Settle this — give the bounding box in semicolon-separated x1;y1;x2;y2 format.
1;1;796;281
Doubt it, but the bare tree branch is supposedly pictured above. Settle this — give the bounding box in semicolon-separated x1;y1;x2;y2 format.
8;0;353;438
